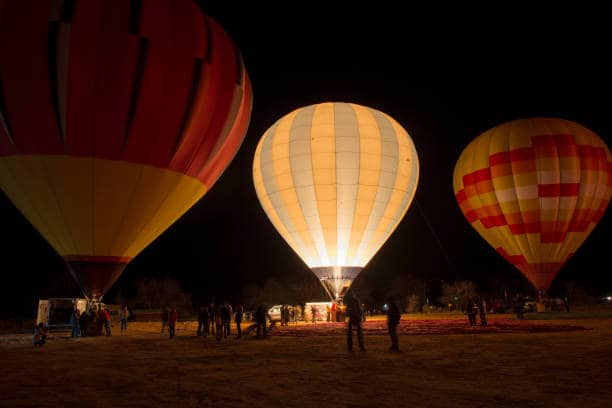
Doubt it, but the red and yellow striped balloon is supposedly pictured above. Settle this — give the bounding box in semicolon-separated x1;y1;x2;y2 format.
453;118;611;290
0;1;252;299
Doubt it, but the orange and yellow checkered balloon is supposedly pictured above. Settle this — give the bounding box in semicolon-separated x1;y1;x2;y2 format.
453;118;611;290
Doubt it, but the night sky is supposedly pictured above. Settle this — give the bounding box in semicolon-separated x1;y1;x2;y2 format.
1;4;610;311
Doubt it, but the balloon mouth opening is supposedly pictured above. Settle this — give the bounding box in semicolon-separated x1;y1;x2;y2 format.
311;266;363;301
64;256;131;301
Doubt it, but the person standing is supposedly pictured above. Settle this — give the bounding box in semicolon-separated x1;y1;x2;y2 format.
70;305;80;338
119;305;129;332
197;305;208;337
168;307;178;339
255;304;268;338
280;305;286;326
79;309;90;337
234;303;244;339
220;302;230;338
466;298;477;326
344;290;365;352
514;294;525;320
208;303;216;336
478;298;488;326
226;302;233;336
100;304;111;336
387;299;401;351
563;296;571;313
215;304;224;341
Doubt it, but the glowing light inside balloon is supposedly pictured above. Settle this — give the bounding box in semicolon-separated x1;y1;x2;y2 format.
253;102;419;299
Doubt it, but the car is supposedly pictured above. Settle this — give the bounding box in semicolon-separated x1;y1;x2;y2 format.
523;297;537;312
267;305;283;322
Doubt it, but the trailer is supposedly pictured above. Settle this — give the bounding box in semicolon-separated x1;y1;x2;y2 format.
36;298;87;329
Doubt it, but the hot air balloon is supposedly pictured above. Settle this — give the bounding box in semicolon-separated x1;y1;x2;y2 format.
0;1;252;301
453;118;611;292
253;102;419;301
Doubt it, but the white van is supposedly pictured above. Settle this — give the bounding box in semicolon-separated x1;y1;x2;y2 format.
37;298;87;328
267;305;283;322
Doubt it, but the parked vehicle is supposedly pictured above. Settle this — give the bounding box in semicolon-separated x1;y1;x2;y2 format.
267;305;283;322
523;297;537;312
37;298;87;328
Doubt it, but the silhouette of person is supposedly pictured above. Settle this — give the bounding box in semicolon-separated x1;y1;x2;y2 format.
100;304;111;336
387;299;401;351
234;304;244;339
197;305;208;337
344;290;365;352
478;297;488;326
466;298;478;326
168;307;178;339
255;304;268;338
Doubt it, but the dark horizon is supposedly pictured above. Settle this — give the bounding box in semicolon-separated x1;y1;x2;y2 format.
1;4;610;313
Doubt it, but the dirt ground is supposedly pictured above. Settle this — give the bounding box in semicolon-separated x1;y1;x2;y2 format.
1;314;611;408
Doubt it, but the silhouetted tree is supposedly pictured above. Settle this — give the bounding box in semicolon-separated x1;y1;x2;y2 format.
439;281;478;311
133;278;191;309
241;283;263;310
288;278;327;305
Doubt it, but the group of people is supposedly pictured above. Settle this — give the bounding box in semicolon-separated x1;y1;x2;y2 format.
34;302;123;346
343;290;402;352
35;295;406;353
279;305;292;326
67;302;115;338
193;302;245;341
65;303;113;338
162;295;404;351
466;297;488;326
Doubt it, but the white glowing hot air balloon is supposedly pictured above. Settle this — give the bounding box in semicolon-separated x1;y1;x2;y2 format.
253;102;419;301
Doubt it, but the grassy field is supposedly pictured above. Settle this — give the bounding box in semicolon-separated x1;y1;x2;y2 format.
1;314;611;407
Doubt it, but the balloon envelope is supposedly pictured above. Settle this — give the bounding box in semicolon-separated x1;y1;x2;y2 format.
453;118;611;291
0;1;252;299
253;102;419;300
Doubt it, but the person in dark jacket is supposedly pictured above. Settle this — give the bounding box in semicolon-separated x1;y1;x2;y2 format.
70;305;80;338
33;322;47;347
208;303;216;335
387;299;401;351
466;298;478;326
168;307;178;339
344;290;365;352
255;304;268;338
478;297;488;326
215;305;224;341
220;303;230;338
197;305;209;337
79;309;90;337
234;304;244;339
